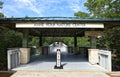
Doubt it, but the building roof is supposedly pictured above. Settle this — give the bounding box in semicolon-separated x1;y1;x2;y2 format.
0;17;120;37
0;17;120;22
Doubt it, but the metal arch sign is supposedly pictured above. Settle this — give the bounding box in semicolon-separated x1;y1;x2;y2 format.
16;23;104;28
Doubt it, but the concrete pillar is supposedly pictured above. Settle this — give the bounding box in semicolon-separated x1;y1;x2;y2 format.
38;36;43;55
74;36;77;47
74;36;77;54
22;29;29;48
39;36;42;46
21;29;30;64
88;49;99;64
20;48;30;64
90;36;96;49
88;36;98;64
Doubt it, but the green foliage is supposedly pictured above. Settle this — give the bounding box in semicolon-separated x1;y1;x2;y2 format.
97;33;110;49
62;37;74;46
0;1;3;9
77;37;90;46
97;27;120;70
74;11;90;18
42;37;54;46
42;37;90;47
42;37;74;46
0;1;4;18
0;27;22;70
75;0;120;18
84;0;120;18
28;36;39;47
0;12;4;17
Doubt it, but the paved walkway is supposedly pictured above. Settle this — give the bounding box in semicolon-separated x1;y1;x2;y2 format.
12;53;106;71
11;70;110;77
11;53;109;77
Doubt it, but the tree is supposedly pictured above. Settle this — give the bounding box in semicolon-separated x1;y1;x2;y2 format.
97;27;120;70
0;1;4;17
0;1;3;8
0;27;22;70
77;37;90;46
84;0;120;18
74;11;90;18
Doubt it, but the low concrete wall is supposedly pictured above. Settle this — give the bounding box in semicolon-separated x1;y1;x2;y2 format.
7;48;31;70
88;49;112;71
98;50;112;71
88;49;99;65
7;48;20;70
19;48;30;64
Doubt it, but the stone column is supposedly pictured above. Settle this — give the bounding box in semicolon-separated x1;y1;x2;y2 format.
90;36;96;49
88;49;99;64
22;29;29;48
74;36;77;47
20;29;30;64
39;35;43;46
38;35;43;55
20;48;30;64
74;36;77;54
88;36;99;64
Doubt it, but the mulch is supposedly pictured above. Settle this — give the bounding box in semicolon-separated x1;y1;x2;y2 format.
0;71;15;77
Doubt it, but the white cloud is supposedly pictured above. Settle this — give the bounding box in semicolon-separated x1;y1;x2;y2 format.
3;0;87;17
3;5;20;17
13;0;41;14
66;0;86;12
14;0;35;5
69;3;81;12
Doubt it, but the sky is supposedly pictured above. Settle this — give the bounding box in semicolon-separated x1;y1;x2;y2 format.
1;0;87;17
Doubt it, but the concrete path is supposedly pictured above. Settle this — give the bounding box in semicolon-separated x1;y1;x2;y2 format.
11;53;109;77
12;53;106;71
11;70;110;77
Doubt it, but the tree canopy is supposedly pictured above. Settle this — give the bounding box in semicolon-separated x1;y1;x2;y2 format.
74;11;90;18
0;1;3;8
0;1;4;17
0;27;22;70
84;0;120;18
75;0;120;18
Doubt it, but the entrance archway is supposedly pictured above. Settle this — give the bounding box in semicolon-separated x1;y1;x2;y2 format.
1;17;119;71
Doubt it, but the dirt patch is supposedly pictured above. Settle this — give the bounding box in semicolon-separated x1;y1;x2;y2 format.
0;71;15;77
107;72;120;77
